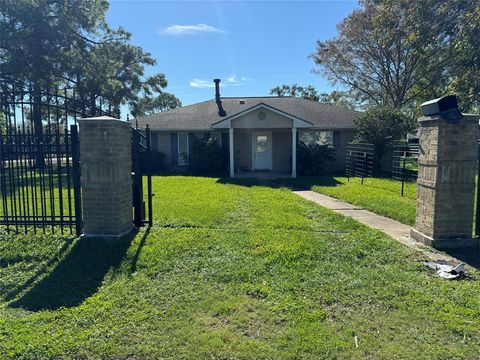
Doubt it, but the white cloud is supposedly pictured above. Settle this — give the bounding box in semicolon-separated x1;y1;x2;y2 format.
190;75;253;89
160;23;225;36
189;78;215;88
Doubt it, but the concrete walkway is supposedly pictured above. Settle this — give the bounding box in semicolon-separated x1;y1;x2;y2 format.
293;190;469;264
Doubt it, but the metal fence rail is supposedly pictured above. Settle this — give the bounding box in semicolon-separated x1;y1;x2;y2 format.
345;142;375;183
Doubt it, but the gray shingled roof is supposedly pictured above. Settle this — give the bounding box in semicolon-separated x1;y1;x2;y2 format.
135;96;360;130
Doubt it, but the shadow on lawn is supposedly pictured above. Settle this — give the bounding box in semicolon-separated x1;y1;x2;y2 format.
1;236;75;303
10;229;138;311
216;175;342;191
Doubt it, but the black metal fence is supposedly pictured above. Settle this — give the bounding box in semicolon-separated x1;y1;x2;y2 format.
0;80;115;234
392;141;419;196
476;140;480;237
132;125;153;228
0;126;81;234
345;142;375;183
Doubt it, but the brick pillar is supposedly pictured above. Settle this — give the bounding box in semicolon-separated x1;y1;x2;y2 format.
411;113;479;249
78;117;133;238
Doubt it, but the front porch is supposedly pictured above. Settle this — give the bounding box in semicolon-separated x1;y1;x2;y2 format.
230;128;296;178
212;103;314;179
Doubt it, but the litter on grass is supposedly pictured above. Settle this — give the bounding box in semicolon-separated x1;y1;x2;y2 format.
424;260;465;279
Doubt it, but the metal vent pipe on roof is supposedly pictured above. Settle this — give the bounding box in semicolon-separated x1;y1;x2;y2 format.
214;79;227;117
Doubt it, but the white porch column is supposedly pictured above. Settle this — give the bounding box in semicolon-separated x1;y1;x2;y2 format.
229;127;235;177
292;127;297;178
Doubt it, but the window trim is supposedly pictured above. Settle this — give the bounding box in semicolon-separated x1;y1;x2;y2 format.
177;132;189;165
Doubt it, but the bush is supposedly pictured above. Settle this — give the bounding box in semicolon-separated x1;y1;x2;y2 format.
297;142;336;176
189;137;229;175
354;106;416;162
140;151;166;173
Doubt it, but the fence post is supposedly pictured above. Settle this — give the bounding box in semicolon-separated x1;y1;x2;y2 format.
476;145;480;237
70;125;83;236
145;125;153;227
132;129;143;227
361;153;367;184
401;149;406;197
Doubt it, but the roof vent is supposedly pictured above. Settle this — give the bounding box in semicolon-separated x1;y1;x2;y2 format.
239;100;245;104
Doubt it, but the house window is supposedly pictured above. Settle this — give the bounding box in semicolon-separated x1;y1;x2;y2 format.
256;135;268;153
299;130;333;147
178;132;189;165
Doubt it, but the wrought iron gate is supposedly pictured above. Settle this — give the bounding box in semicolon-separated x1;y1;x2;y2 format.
131;125;153;227
0;80;115;235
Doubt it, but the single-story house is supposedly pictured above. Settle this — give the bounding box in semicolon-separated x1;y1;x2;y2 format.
135;96;360;178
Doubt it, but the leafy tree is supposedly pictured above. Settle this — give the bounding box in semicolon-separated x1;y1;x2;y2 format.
270;84;319;101
0;113;6;133
296;142;337;176
448;4;480;112
311;0;479;112
354;107;416;167
131;93;182;117
0;0;178;117
0;0;180;166
318;91;355;109
65;29;179;116
0;0;105;89
299;85;320;101
270;84;356;108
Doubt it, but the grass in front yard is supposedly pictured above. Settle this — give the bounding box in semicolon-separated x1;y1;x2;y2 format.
1;176;479;359
296;176;417;226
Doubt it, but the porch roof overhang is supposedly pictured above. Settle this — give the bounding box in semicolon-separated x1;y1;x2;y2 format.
211;103;314;129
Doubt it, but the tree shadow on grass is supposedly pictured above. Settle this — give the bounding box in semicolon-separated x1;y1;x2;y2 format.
216;175;342;191
10;229;138;312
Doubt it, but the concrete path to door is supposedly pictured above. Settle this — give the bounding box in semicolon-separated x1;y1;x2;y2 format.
293;190;475;266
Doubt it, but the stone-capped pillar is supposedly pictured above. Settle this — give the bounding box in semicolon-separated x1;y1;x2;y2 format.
78;116;133;238
411;108;479;249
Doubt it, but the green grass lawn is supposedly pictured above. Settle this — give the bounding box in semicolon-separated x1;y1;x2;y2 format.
303;176;417;226
1;176;479;359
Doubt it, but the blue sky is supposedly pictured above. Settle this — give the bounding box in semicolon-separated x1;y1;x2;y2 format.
106;0;358;108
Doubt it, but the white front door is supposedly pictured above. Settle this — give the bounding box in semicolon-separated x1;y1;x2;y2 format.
253;131;272;170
